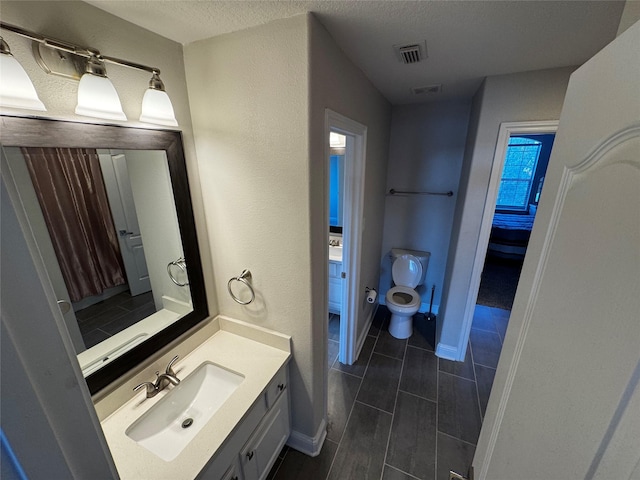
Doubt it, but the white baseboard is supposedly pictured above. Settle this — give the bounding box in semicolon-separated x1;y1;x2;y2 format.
286;418;327;457
435;342;459;361
356;304;377;356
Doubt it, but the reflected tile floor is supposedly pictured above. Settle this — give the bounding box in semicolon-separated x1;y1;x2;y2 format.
269;304;509;480
76;291;156;349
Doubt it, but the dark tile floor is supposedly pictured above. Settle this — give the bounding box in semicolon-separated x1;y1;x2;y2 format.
269;304;510;480
75;290;156;349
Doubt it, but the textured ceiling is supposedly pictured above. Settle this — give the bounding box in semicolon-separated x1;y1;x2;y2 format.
84;1;624;105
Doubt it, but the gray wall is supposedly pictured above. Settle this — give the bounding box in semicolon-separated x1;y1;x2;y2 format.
617;0;640;35
380;101;470;312
308;14;392;359
184;13;317;439
438;66;576;357
184;13;391;445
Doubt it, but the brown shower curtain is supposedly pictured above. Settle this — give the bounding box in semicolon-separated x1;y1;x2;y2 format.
22;147;126;302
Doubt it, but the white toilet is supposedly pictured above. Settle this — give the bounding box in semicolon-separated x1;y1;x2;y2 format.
385;248;430;339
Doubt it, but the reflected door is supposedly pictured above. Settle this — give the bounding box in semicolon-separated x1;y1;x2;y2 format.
98;151;151;297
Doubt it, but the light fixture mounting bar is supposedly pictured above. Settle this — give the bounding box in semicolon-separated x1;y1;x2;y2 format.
101;55;158;75
0;21;160;75
1;21;92;58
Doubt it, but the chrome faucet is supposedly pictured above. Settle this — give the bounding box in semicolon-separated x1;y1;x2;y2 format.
133;355;181;398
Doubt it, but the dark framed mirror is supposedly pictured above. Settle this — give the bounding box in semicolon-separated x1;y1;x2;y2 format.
0;115;208;394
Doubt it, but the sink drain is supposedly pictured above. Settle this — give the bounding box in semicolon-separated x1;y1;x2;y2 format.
181;418;194;429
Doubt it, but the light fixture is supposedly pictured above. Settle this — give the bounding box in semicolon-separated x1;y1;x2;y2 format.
0;36;46;111
75;52;126;121
139;71;177;126
329;132;346;148
0;22;178;126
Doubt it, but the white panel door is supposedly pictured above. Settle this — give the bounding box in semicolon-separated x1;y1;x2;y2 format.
98;152;151;297
474;22;640;480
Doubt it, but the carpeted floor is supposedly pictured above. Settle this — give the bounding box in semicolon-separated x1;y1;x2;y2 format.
476;256;523;310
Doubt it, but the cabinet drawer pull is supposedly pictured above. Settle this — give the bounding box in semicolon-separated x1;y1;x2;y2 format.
278;383;286;391
247;450;254;460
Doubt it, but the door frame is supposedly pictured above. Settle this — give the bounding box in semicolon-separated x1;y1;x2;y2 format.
325;109;367;365
457;120;559;360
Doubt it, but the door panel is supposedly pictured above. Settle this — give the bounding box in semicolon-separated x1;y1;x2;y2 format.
474;21;640;479
98;152;151;296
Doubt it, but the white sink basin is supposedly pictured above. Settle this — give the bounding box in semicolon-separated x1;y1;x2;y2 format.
125;362;244;461
329;245;343;261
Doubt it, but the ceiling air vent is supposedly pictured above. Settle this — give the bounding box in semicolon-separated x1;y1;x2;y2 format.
412;84;442;95
394;41;427;64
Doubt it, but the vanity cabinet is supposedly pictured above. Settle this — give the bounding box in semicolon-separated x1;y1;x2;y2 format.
221;461;241;480
197;365;290;480
240;392;289;480
328;260;342;314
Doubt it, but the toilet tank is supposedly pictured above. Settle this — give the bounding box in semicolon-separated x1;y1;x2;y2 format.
389;248;430;286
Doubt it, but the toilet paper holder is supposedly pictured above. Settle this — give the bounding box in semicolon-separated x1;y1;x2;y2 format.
365;287;377;304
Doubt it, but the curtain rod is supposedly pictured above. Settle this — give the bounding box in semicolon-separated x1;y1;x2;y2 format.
388;189;454;197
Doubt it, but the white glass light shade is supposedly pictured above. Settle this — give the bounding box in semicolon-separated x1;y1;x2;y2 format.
329;132;346;148
0;53;46;111
139;88;178;126
75;73;126;121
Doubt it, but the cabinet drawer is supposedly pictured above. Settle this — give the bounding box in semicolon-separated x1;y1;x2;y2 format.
264;367;287;410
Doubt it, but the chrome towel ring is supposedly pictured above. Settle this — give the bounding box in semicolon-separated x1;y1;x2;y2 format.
228;269;255;305
167;257;188;286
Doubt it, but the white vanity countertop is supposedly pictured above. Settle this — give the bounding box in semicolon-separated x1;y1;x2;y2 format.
100;316;291;480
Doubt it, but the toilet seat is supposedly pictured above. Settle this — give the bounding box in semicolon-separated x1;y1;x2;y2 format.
391;254;422;288
386;285;420;312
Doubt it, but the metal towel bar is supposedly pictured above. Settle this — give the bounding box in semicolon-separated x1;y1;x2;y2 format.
388;188;453;197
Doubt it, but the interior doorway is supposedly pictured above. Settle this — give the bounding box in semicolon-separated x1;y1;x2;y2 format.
327;131;345;367
459;121;559;353
476;132;556;312
325;110;367;366
459;121;558;421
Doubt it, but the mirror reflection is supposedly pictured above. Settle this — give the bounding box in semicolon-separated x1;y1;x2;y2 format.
3;146;193;376
329;132;345;233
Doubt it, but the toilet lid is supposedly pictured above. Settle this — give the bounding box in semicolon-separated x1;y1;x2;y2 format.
392;254;422;288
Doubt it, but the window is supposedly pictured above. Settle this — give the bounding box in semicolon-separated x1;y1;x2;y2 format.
496;136;542;211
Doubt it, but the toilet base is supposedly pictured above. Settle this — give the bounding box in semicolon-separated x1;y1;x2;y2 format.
388;312;414;339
